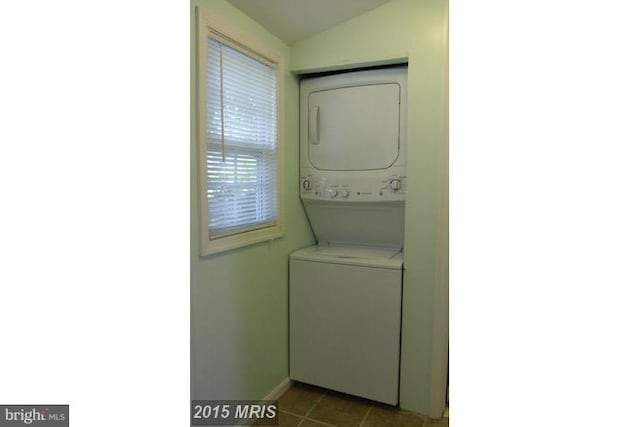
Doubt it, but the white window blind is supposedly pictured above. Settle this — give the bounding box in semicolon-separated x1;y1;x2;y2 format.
206;35;278;239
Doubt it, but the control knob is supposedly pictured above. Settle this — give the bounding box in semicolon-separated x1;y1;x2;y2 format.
302;178;312;191
339;189;350;198
390;178;402;191
327;188;338;198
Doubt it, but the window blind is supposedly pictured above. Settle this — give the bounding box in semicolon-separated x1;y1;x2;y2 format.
206;36;278;239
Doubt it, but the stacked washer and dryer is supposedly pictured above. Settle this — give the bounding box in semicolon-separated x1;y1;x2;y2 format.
289;66;408;405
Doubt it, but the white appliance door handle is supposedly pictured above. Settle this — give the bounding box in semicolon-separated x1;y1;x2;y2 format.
309;106;319;144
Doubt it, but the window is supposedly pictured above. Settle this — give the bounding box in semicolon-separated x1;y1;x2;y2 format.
197;9;285;256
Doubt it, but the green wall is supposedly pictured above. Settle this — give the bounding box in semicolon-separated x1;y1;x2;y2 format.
190;0;314;401
291;0;449;415
191;0;448;416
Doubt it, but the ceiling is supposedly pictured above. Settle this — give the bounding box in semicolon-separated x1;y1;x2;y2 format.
227;0;391;45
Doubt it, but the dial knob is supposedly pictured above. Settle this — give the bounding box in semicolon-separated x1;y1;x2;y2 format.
302;178;312;191
327;188;338;198
389;179;402;191
339;189;350;198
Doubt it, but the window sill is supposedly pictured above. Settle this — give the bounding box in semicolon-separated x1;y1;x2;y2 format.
199;224;284;257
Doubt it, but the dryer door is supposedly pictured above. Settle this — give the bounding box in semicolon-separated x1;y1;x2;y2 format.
307;83;400;171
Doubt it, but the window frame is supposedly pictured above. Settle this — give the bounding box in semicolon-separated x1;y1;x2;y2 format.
196;7;286;256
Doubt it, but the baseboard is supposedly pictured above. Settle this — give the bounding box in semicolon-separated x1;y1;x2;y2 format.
235;377;292;426
264;377;292;400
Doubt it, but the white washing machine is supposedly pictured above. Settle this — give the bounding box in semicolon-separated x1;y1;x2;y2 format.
290;67;407;405
289;244;403;405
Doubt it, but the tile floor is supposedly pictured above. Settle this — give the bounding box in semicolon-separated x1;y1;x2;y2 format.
266;382;449;427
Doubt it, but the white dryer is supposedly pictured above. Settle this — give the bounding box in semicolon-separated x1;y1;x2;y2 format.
298;66;407;248
290;67;407;405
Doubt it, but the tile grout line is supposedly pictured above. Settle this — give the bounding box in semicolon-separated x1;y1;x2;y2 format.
357;406;374;427
304;417;338;427
297;391;326;426
281;409;304;417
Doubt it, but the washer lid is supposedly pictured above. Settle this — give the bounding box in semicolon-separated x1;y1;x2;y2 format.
290;244;403;269
302;199;405;248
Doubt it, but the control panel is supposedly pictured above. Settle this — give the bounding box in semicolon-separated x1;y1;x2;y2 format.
300;174;406;202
